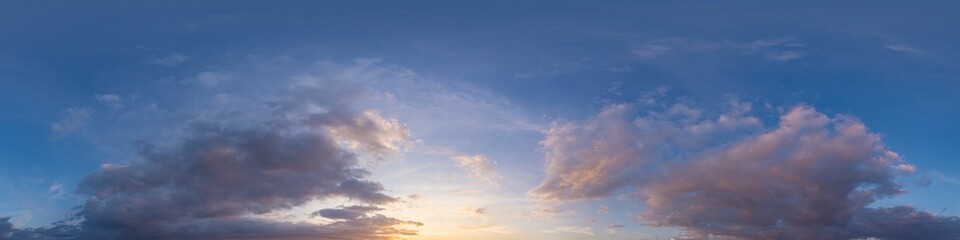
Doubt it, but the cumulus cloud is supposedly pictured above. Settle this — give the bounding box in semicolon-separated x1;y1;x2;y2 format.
11;62;421;240
531;101;760;200
146;53;189;66
50;107;92;136
328;110;412;160
531;98;960;239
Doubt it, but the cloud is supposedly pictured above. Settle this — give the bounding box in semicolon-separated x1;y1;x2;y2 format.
336;58;540;133
192;71;231;87
313;205;386;220
0;217;12;238
531;100;760;200
546;226;594;235
328;110;412;160
631;37;807;62
48;182;67;200
94;94;123;109
10;61;421;240
531;97;959;239
453;155;501;187
896;164;917;173
604;224;625;234
765;50;806;62
931;172;960;186
531;205;564;218
50;107;92;136
885;44;924;54
472;207;486;215
146;53;189;66
597;206;610;214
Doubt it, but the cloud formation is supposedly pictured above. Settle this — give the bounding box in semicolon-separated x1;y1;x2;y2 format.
531;99;959;239
313;206;385;220
11;65;420;239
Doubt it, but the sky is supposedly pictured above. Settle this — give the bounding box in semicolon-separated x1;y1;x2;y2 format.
1;1;960;239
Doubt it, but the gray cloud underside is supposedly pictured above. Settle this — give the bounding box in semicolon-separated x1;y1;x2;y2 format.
5;66;418;240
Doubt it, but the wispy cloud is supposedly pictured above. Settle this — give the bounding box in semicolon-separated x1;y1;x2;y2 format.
50;107;92;137
546;226;594;235
604;224;625;234
453;155;502;187
94;94;123;109
146;53;189;66
47;182;67;201
191;71;232;87
631;37;808;62
931;172;960;186
885;44;924;54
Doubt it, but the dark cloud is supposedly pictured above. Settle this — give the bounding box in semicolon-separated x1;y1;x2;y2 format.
0;217;11;237
313;206;385;220
4;73;418;239
850;206;960;239
532;100;960;239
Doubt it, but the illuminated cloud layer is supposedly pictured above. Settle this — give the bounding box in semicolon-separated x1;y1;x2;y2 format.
532;100;960;239
6;71;420;240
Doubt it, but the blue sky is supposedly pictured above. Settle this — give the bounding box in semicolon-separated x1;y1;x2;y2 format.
2;1;960;239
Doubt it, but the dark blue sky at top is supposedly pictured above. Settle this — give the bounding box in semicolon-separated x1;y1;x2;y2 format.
1;0;960;229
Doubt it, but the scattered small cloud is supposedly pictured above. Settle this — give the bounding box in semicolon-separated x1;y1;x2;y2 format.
604;224;625;234
896;164;917;173
765;50;806;62
48;182;67;200
546;226;594;235
531;205;564;218
94;94;123;109
465;207;487;216
597;206;610;214
50;107;92;136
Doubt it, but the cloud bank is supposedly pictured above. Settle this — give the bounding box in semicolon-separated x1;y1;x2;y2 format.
8;63;421;240
531;100;960;239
